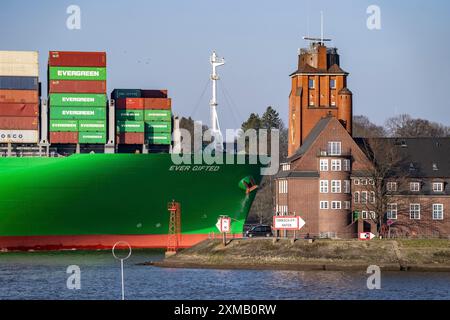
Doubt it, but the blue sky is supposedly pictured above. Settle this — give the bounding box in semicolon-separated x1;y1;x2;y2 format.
1;0;449;129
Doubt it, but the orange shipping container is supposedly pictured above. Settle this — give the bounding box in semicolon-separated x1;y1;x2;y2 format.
0;116;38;130
116;132;144;144
0;104;39;117
0;90;39;104
115;98;144;110
144;98;171;110
50;132;78;144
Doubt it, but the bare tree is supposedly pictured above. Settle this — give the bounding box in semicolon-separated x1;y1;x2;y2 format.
353;115;386;138
385;114;450;137
356;138;409;235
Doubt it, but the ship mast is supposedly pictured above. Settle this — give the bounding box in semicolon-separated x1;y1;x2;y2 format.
210;51;225;151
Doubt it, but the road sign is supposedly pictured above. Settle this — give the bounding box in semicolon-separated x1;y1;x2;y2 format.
359;232;375;240
216;217;231;233
273;216;306;230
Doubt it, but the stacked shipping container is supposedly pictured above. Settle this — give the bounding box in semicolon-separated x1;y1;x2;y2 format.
112;89;172;145
0;51;40;143
48;51;107;144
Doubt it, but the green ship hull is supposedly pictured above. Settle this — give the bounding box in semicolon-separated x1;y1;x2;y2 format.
0;153;262;250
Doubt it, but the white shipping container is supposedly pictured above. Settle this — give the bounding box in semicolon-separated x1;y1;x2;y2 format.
0;63;39;77
0;130;39;143
0;51;38;64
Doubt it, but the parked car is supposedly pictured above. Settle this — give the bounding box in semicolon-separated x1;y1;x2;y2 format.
245;225;273;237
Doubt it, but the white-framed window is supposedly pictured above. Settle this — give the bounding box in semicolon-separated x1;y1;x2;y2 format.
387;203;397;220
354;179;360;185
328;141;342;156
410;203;421;220
387;181;397;192
353;191;360;203
343;180;351;194
362;211;369;220
320;159;329;171
331;159;341;171
344;201;351;210
432;204;443;220
369;211;376;220
368;179;374;185
320;201;329;210
361;191;368;204
361;179;368;185
433;182;444;192
320;180;329;193
278;205;288;215
309;78;315;89
410;182;420;192
278;180;288;194
343;159;351;171
281;163;291;171
331;180;341;193
369;191;376;204
331;201;341;210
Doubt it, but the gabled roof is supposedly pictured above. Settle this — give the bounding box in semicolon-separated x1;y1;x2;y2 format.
287;116;334;162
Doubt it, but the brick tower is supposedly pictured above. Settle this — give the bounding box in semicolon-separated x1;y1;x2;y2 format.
288;38;352;157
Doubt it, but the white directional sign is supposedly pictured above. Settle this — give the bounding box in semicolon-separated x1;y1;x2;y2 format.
359;232;376;240
273;216;306;230
216;217;231;233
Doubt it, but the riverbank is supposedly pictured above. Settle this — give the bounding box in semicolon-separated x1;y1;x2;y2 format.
151;238;450;272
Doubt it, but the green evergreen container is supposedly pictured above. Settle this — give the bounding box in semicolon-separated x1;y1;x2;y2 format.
116;109;144;121
50;93;107;108
145;132;172;145
49;120;78;132
145;121;171;133
116;121;145;133
49;67;107;81
79;120;106;132
78;131;106;144
50;107;106;120
144;109;171;121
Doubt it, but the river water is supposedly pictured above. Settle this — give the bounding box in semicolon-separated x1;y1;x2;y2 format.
0;250;449;300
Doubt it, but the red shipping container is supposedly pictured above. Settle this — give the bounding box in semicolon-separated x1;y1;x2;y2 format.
50;132;78;144
0;104;39;117
141;90;168;98
115;98;144;109
116;133;144;144
144;98;172;110
49;51;106;67
0;90;39;104
0;116;38;130
49;80;106;94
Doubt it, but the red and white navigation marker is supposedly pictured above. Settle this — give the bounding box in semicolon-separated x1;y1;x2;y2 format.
216;217;231;233
359;232;376;240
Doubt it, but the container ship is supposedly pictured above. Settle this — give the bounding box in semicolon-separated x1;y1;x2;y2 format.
0;50;262;250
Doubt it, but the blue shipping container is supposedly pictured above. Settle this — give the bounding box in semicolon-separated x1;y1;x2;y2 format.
0;76;39;90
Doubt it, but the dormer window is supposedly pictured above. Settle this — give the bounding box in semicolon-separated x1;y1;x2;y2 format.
432;163;438;171
433;182;444;192
410;182;420;192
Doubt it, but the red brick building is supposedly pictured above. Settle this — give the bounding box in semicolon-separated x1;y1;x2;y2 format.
275;41;450;239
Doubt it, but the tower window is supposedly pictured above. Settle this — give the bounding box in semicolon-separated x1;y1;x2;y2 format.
330;79;336;89
309;79;315;89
